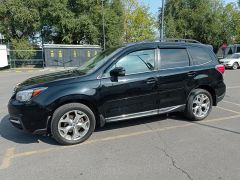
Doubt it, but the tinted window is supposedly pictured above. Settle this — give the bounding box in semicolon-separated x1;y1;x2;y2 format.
189;47;212;65
160;49;189;69
78;46;123;74
236;46;240;53
231;54;240;59
107;49;155;75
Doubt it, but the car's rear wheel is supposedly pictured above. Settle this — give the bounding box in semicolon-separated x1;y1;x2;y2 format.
185;89;213;121
51;103;96;145
232;62;239;70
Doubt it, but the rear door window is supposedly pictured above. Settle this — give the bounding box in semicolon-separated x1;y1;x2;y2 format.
159;49;190;69
188;47;212;65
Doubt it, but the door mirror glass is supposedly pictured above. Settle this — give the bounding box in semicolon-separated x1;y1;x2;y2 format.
110;67;126;77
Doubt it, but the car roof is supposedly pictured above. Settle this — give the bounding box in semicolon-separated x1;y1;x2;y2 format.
123;41;210;49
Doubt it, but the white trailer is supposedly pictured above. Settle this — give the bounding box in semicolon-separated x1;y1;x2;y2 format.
0;45;8;68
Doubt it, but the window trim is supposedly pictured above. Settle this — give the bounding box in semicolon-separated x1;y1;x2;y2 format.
101;48;158;78
158;48;190;70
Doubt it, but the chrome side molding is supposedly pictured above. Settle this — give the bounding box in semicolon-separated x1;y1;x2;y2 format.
106;104;185;122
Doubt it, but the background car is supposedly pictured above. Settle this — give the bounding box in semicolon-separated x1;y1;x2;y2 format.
217;44;240;59
219;53;240;70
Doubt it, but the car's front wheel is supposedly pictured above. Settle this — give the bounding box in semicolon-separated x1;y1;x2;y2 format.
232;62;239;70
185;89;213;121
51;103;96;145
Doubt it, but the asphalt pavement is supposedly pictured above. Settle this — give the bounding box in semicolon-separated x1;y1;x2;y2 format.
0;69;240;180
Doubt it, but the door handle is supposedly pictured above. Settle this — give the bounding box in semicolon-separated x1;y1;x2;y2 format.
146;77;157;84
188;71;196;77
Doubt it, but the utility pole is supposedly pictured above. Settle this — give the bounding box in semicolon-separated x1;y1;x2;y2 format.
101;0;106;50
160;0;165;39
41;26;47;68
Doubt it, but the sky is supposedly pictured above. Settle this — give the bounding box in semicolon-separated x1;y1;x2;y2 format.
141;0;238;15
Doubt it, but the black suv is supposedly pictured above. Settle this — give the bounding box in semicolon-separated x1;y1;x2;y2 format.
8;39;226;145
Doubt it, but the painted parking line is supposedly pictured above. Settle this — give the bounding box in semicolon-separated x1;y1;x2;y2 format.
227;86;240;89
216;106;240;114
0;69;58;73
0;148;15;170
1;113;240;170
222;100;240;107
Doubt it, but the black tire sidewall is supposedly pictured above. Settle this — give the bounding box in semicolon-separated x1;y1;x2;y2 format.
186;89;213;121
233;63;238;70
51;103;96;145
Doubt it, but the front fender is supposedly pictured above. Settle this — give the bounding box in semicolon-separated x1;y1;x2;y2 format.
32;80;100;113
46;94;98;112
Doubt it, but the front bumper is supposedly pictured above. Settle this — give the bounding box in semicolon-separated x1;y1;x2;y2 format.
220;63;233;68
8;99;50;134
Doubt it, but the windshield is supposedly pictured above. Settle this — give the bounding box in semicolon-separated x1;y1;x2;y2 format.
227;54;240;59
78;46;123;74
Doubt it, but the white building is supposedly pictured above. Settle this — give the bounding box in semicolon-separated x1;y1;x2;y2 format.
0;45;8;68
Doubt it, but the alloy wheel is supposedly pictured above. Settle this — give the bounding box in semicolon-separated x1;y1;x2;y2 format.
233;63;238;70
58;110;90;141
192;94;210;118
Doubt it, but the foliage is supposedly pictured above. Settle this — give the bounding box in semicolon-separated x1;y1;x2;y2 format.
159;0;240;48
123;0;156;43
0;0;126;48
11;38;36;59
0;0;41;40
0;0;158;49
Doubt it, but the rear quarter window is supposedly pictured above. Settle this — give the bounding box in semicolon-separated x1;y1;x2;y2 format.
188;47;213;65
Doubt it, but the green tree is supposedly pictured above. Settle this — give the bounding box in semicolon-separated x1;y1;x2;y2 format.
0;0;41;40
159;0;240;48
0;0;156;49
90;0;125;48
123;0;156;43
0;0;125;48
40;0;124;47
11;38;36;59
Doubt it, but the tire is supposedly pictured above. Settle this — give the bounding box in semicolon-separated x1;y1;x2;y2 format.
185;89;213;121
51;103;96;145
232;62;239;70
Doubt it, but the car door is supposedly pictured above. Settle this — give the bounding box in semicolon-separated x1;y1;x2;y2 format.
157;47;191;111
99;48;159;120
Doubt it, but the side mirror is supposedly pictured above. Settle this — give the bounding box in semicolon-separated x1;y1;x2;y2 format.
110;67;125;77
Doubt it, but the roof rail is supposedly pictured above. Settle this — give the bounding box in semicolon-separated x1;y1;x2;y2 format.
155;38;202;44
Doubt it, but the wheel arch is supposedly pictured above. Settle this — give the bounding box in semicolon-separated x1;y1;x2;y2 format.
46;95;101;131
189;85;216;106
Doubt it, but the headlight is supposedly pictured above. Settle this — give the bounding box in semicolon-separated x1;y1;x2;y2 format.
16;87;47;102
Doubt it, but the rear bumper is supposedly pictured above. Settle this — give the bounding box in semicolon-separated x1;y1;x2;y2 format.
8;99;49;134
216;92;225;104
215;81;226;105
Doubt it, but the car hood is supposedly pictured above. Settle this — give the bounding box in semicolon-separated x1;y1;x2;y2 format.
18;69;86;88
220;58;235;62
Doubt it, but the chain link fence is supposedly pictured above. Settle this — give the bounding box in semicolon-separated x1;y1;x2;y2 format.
6;45;102;69
8;49;44;68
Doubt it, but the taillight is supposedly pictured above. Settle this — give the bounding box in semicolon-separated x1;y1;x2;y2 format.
215;64;225;74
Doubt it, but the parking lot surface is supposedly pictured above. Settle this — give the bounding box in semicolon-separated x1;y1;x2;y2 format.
0;69;240;180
